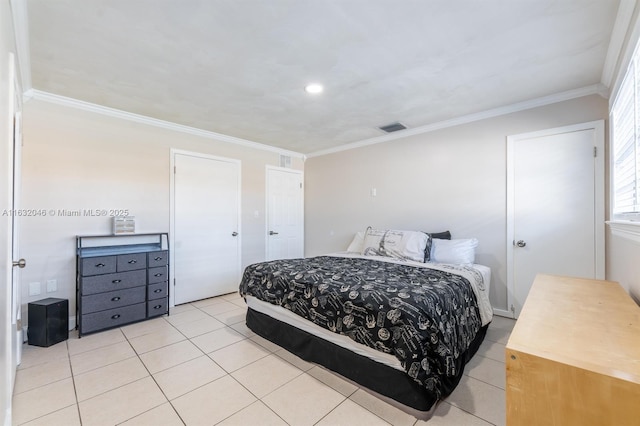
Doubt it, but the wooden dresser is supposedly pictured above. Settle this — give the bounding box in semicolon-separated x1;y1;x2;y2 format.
506;274;640;426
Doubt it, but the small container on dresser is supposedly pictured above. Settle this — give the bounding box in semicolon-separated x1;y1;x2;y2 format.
76;233;169;337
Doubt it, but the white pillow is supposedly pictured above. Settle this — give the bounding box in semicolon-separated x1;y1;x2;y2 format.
361;229;429;263
430;238;478;264
346;231;365;252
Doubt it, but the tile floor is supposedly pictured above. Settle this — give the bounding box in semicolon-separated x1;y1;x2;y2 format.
12;292;515;425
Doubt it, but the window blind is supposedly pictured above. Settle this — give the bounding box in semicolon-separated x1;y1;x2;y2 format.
612;45;640;216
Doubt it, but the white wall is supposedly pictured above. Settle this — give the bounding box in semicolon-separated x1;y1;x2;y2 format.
305;94;608;312
19;99;302;326
605;1;640;303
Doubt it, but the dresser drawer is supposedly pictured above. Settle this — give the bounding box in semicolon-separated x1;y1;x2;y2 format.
148;282;168;300
80;256;116;276
80;269;146;295
81;286;146;314
148;250;168;268
147;298;168;317
148;266;167;284
117;252;147;271
81;303;146;334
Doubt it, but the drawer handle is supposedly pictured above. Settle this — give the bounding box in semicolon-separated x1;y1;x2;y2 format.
111;296;121;301
154;273;163;277
111;314;121;320
112;279;122;284
128;260;137;264
95;263;105;268
153;305;163;310
154;256;162;261
153;289;163;293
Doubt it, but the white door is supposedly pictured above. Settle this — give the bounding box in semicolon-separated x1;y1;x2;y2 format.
507;121;604;318
266;167;303;260
172;151;241;304
2;52;22;425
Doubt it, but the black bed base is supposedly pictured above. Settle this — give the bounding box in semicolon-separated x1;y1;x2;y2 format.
246;308;488;418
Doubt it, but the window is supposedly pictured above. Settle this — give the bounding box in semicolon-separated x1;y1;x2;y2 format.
611;40;640;220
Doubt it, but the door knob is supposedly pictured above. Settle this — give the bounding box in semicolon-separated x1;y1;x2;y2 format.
12;258;26;268
231;232;238;237
269;231;279;235
515;240;527;248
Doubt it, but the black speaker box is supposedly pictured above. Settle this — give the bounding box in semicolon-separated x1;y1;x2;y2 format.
28;298;69;347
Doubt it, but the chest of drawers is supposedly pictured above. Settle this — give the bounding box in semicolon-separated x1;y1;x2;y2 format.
76;233;169;337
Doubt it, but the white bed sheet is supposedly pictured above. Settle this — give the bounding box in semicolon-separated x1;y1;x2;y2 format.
245;254;493;372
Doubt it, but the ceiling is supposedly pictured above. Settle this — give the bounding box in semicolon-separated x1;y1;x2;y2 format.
25;0;623;155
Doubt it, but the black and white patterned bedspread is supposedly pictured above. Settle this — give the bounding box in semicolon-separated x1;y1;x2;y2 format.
239;255;483;396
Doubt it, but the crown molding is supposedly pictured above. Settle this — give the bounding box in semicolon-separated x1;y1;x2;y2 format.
306;84;605;158
30;90;305;158
602;0;637;89
10;0;32;91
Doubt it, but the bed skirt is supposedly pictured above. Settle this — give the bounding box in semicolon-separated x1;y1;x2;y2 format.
246;307;488;418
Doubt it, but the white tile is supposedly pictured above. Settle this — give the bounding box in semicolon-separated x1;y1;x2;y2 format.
475;339;506;364
274;348;314;371
153;355;226;400
307;366;358;397
22;404;81;426
171;375;256;425
465;355;506;390
120;316;175;339
190;297;226;308
418;401;493;425
445;376;506;426
317;398;391;426
119;402;184;426
171;315;226;338
169;302;197;314
67;328;126;356
213;306;248;325
200;300;241;316
13;357;71;394
230;321;257;338
164;308;209;326
231;354;303;398
127;327;186;354
190;327;245;354
262;374;345;426
12;378;76;425
218;401;287;426
490;316;516;331
250;334;283;353
78;377;167;425
208;339;271;372
18;342;68;370
349;389;417;426
74;357;149;401
70;340;136;375
139;339;202;374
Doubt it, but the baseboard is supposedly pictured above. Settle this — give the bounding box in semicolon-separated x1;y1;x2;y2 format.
492;308;514;318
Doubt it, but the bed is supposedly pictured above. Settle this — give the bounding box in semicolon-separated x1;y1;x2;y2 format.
239;231;493;419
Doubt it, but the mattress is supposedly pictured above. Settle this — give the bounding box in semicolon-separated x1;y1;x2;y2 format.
245;253;491;371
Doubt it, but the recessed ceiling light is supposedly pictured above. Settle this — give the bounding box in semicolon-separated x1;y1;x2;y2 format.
304;83;324;94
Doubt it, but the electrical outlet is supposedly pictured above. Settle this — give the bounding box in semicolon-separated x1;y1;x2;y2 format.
46;279;57;293
28;282;41;296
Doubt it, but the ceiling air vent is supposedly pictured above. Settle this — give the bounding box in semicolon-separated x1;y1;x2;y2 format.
378;122;407;133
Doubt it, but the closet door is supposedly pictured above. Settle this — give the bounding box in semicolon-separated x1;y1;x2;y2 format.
172;152;240;304
506;121;604;318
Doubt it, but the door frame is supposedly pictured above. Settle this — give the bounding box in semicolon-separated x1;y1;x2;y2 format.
169;149;242;307
265;166;304;260
505;120;605;318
